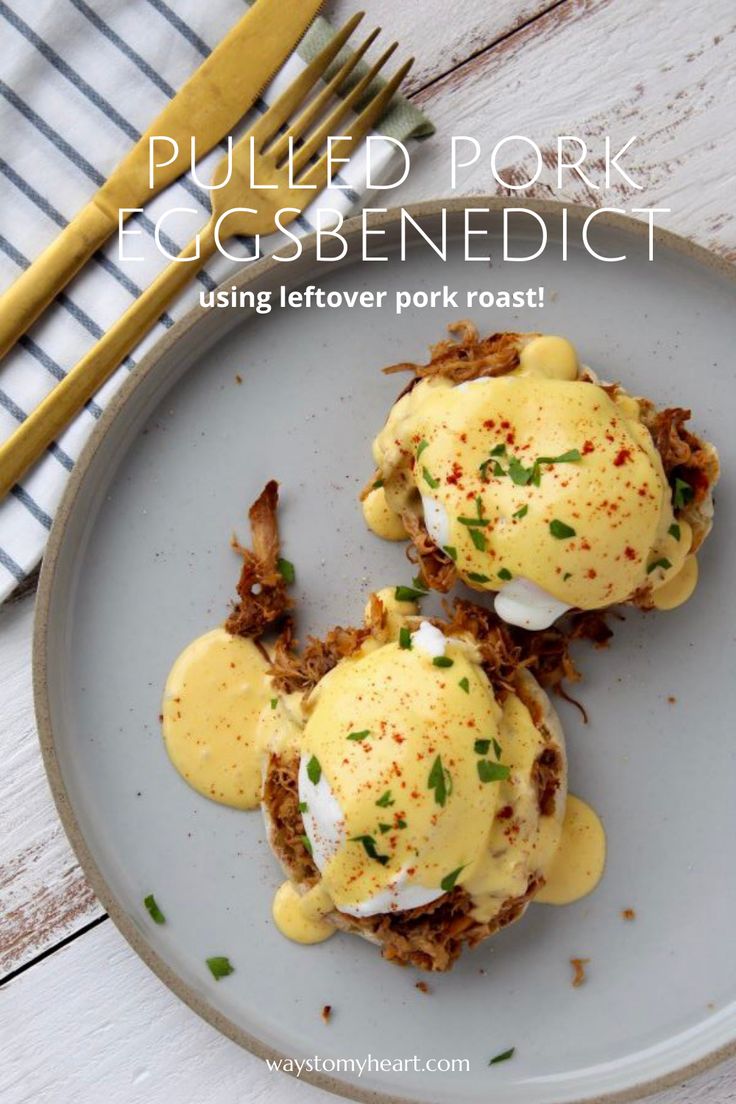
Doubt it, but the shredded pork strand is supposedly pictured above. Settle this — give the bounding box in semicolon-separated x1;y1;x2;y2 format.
383;321;527;382
225;480;291;639
269;620;372;696
445;598;612;701
640;400;719;506
402;510;457;593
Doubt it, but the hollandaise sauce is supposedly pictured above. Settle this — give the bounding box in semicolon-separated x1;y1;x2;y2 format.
536;796;606;905
361;484;407;540
162;627;273;809
272;881;335;944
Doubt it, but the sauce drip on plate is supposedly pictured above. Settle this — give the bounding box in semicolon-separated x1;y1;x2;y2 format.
162;627;272;809
536;796;606;905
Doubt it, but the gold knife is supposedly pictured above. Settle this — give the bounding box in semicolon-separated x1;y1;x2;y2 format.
0;0;322;360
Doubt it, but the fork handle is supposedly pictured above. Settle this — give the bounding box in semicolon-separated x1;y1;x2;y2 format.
0;224;216;499
0;197;119;361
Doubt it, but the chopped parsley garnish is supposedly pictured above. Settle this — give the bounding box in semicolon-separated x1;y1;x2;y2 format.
372;478;384;489
468;572;490;584
508;455;536;486
298;801;308;813
458;677;470;694
378;822;392;834
537;448;581;466
432;656;454;668
477;760;511;783
144;894;165;925
300;834;313;855
673;477;693;510
668;523;681;541
270;698;278;710
489;1047;515;1066
306;755;322;785
347;730;370;741
416;439;429;459
497;567;513;581
396;818;407;829
647;557;672;574
399;626;412;650
376;790;395;808
469;528;487;552
206;956;234;981
458;516;490;528
422;466;440;489
492;737;502;760
428;755;452;807
440;866;465;893
549;519;576;540
395;584;427;602
490;443;507;457
277;557;295;584
351;834;389;865
443;544;458;561
475;494;484;517
512;504;529;519
563;572;572;581
474;739;491;755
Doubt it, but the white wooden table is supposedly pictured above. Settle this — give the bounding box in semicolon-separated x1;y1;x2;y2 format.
2;1;735;1100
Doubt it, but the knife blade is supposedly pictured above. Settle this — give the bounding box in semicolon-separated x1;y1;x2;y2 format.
0;0;323;359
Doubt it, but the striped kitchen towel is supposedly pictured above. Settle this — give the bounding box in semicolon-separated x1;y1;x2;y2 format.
0;0;432;601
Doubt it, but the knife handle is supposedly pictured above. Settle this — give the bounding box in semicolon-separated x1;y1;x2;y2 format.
0;226;215;500
0;197;118;361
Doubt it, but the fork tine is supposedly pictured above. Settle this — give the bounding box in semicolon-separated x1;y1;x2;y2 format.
287;43;400;178
250;12;365;151
296;58;414;192
266;26;381;165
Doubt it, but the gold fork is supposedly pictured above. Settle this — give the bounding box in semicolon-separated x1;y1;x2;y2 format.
0;14;413;498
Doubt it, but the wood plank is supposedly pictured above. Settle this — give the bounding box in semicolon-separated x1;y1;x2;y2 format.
325;0;563;94
1;917;735;1104
391;0;736;259
0;594;103;978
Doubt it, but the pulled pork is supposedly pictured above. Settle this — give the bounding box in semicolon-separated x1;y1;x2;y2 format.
445;598;612;704
225;480;291;639
263;750;318;889
343;878;542;972
383;320;527;383
403;510;457;593
532;746;564;817
639;400;719;515
268;591;610;711
269;619;371;696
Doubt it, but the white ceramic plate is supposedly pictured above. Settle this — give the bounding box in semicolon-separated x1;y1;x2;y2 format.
36;201;736;1104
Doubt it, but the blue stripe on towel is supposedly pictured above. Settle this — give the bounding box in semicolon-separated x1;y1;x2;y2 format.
0;546;25;582
10;485;52;529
